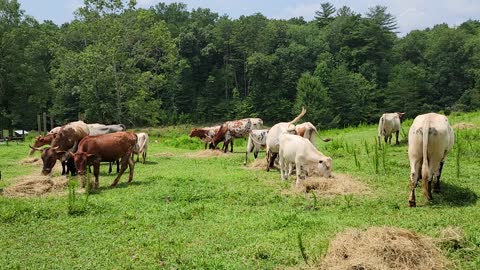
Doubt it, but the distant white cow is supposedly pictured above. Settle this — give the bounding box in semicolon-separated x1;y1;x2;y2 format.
378;112;405;146
407;113;454;207
244;129;269;165
265;108;306;171
278;134;332;187
88;123;126;136
134;133;149;164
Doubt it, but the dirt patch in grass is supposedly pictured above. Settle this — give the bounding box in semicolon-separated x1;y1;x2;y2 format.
3;175;68;197
183;149;228;158
19;157;42;165
320;226;450;270
452;122;476;129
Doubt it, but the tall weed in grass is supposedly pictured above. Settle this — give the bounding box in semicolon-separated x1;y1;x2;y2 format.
67;174;90;215
372;139;379;174
297;233;309;265
381;143;388;174
456;131;461;179
364;140;370;156
353;149;360;169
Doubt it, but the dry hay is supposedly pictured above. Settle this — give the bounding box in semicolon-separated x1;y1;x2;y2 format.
19;157;42;165
245;158;281;170
283;173;369;196
452;122;476;130
153;152;176;157
321;227;450;270
3;175;68;197
183;149;227;158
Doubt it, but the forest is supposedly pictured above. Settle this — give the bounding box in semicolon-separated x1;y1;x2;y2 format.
1;0;480;129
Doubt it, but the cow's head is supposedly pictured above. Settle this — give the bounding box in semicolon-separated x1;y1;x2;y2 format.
72;152;95;176
189;128;200;138
316;157;333;178
29;134;56;156
396;112;406;121
30;146;66;175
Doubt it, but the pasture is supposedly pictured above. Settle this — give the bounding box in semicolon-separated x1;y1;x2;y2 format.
0;112;480;269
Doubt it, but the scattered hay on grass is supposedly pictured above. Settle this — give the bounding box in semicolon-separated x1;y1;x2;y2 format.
3;175;68;197
245;158;280;170
436;226;465;250
282;173;369;196
19;157;42;165
184;149;227;158
321;227;450;270
452;122;476;130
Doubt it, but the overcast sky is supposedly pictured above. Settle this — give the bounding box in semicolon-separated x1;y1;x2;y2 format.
17;0;480;36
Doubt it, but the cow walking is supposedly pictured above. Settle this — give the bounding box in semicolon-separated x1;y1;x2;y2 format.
211;118;263;153
407;113;454;207
244;129;269;165
72;132;137;189
378;112;405;147
134;133;149;164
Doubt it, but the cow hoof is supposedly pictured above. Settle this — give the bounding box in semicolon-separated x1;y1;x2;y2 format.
408;200;416;207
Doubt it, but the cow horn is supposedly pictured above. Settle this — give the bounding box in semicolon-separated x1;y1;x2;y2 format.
29;145;44;151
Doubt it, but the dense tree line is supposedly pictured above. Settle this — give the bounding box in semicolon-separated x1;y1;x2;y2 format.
1;0;480;130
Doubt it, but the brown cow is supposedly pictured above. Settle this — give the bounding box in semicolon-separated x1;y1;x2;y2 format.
72;132;137;189
32;121;89;176
189;126;220;149
29;133;56;156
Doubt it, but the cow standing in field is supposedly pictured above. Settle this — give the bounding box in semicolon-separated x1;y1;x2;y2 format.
378;112;405;147
189;126;220;149
244;129;269;165
407;113;454;207
134;132;149;164
278;134;332;187
265;108;306;171
72;132;137;189
211;118;263;153
31;121;90;176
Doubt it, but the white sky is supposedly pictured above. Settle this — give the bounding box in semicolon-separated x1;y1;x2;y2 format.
17;0;480;36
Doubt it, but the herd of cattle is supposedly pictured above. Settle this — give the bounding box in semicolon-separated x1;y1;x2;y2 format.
27;109;454;207
189;110;455;207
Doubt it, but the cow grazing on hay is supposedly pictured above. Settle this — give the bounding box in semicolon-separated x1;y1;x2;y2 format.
189;126;220;149
72;132;137;189
407;113;454;207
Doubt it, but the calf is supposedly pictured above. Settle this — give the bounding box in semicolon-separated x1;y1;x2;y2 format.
134;132;149;164
265;108;306;171
278;134;332;187
72;132;137;189
378;112;405;147
244;129;269;165
407;113;454;207
189;126;220;149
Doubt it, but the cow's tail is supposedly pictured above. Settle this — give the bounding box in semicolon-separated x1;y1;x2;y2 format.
378;115;384;146
288;107;306;125
421;120;430;182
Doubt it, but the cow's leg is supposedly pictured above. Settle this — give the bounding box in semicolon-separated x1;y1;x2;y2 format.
230;140;234;153
116;159;120;173
295;163;302;188
384;136;388;143
279;154;285;180
204;142;208;150
395;130;400;145
408;160;421;207
127;156;134;183
269;153;278;169
93;161;100;189
108;162;113;174
266;150;271;172
61;160;66;175
253;149;259;159
142;151;147;164
111;156;129;187
422;164;433;202
434;160;444;193
287;163;293;179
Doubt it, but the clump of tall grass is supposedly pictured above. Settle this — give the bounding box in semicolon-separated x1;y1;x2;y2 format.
67;174;91;215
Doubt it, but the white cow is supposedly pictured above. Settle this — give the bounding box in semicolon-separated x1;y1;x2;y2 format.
407;113;454;207
134;132;149;164
378;112;405;146
265;108;306;171
244;129;269;165
278;134;332;187
88;123;126;136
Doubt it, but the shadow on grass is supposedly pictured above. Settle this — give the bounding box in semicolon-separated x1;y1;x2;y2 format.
432;182;477;207
138;160;158;165
88;178;154;194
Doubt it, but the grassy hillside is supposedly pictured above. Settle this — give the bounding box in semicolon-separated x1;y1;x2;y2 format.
0;112;479;269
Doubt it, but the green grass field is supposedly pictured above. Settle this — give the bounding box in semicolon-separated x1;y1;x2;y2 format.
1;112;479;269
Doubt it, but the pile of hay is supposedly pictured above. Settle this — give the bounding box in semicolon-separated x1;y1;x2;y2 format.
184;149;227;158
19;157;42;165
3;176;68;197
153;152;176;157
291;173;369;196
245;158;280;170
452;122;476;130
321;227;450;270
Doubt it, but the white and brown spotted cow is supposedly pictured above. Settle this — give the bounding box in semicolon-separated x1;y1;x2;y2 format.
407;113;454;207
244;129;269;165
189;126;221;149
211;118;263;153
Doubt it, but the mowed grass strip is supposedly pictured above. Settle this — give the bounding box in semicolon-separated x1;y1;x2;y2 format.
0;112;479;269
